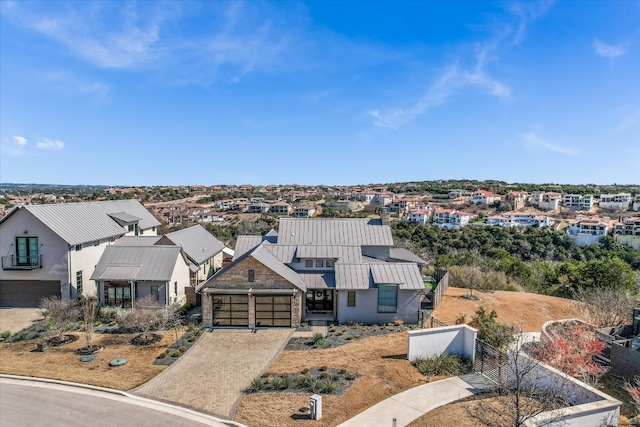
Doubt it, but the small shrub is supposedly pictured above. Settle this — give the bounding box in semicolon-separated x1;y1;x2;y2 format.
109;321;117;327
394;318;404;326
157;352;166;359
345;372;357;381
319;366;328;371
13;331;29;341
188;336;196;342
94;321;101;327
339;368;347;375
312;332;324;346
301;368;309;374
303;374;318;389
347;320;355;326
179;345;186;353
172;350;182;358
412;354;469;377
454;313;467;325
1;331;11;340
247;378;264;392
296;374;306;385
329;325;336;332
319;372;330;379
313;378;337;394
273;376;291;390
345;336;353;340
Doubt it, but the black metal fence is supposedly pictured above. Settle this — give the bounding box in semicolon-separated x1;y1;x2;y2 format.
419;313;448;328
473;339;509;388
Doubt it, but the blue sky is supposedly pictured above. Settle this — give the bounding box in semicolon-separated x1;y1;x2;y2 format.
1;1;639;186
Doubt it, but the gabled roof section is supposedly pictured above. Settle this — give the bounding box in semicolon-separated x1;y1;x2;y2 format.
370;263;424;289
389;248;427;266
299;272;336;289
165;225;225;265
296;245;362;263
91;245;182;281
250;245;306;291
114;236;162;246
1;200;160;246
108;211;142;224
264;229;278;243
335;264;373;289
278;218;393;246
263;244;297;263
233;236;263;260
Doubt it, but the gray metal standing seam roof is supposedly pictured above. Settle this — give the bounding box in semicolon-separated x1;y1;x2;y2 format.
165;225;225;266
2;200;160;246
335;264;373;289
91;245;183;281
295;245;362;263
114;236;162;246
233;236;263;260
299;272;336;289
389;248;427;265
278;218;393;246
370;263;424;289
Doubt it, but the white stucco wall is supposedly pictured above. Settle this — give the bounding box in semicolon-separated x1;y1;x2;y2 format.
69;240;114;298
570;234;604;247
136;281;168;306
337;289;420;324
407;325;477;361
169;255;190;305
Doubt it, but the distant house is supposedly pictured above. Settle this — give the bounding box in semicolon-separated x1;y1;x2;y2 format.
567;215;611;247
0;200;160;307
404;208;432;224
448;189;473;200
599;193;632;211
371;193;394;206
472;190;501;205
504;191;529;210
293;206;316;218
485;212;552;228
198;218;426;328
633;196;640;212
248;203;270;214
614;217;640;236
531;192;562;211
432;209;474;229
563;194;594;211
269;202;292;216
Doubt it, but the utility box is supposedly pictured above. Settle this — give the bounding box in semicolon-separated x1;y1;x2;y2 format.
310;394;322;420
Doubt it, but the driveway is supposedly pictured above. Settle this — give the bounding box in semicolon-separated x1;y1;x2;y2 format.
133;328;293;419
0;308;43;334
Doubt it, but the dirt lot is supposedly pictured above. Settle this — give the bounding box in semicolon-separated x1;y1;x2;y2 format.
0;331;172;390
234;332;427;427
433;287;579;331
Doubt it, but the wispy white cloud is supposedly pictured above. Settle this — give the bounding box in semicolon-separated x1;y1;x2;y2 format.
36;138;64;151
519;132;578;155
367;1;552;128
593;39;627;58
12;136;27;145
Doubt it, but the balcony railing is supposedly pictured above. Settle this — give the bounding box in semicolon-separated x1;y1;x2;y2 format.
1;254;42;270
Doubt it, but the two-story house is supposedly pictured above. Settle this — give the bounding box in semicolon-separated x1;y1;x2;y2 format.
485;212;552;228
599;193;632;211
198;218;426;328
0;200;160;307
567;216;611;247
472;190;501;205
563;194;594;211
432;209;474;229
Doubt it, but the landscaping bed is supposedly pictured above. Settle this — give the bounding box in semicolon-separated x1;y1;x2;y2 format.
285;322;416;350
246;367;361;395
153;324;205;366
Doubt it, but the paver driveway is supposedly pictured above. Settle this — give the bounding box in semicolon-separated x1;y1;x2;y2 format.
133;328;293;419
0;308;43;334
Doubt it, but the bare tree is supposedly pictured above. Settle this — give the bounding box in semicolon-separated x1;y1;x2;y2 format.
81;294;98;349
116;296;165;342
574;286;638;327
40;296;80;341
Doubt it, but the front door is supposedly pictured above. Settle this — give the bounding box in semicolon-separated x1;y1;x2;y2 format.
306;289;333;312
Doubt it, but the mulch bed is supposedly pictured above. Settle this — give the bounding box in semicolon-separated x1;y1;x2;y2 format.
246;367;361;395
47;334;79;347
286;323;415;350
153;326;204;366
75;345;104;355
131;333;162;346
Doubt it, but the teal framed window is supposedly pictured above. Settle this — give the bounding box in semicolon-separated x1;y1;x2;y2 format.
377;284;397;313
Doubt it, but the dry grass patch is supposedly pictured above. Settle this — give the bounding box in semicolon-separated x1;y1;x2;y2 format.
433;287;579;331
234;332;426;427
0;331;177;390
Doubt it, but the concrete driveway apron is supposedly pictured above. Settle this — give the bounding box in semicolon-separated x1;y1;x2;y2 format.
133;328;292;419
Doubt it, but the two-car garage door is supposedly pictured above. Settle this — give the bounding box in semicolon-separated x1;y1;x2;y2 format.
0;280;61;307
211;294;291;327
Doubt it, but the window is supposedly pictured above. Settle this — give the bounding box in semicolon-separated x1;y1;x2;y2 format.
16;237;38;266
151;286;160;301
76;271;83;295
315;259;324;268
347;291;356;307
305;260;313;268
248;269;255;282
377;284;398;313
75;244;82;251
174;281;177;295
105;285;131;308
152;226;156;232
128;224;134;232
326;259;334;268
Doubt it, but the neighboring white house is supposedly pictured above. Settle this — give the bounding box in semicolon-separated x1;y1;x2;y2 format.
448;189;473;200
0;200;160;307
433;209;474;229
163;225;226;284
531;192;562;211
293;206;316;218
404;208;432;224
485;212;552;228
599;193;632;211
633;195;640;212
567;216;611;247
269;202;292;216
472;190;502;205
198;218;426;328
613;217;640;251
371;193;394;206
247;203;270;214
563;194;594;211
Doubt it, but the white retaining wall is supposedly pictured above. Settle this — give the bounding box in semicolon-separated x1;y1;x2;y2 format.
407;325;477;361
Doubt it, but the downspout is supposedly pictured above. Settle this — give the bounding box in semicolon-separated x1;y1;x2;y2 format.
130;280;135;309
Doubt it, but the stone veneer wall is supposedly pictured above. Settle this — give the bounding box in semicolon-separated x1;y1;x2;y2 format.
201;256;302;328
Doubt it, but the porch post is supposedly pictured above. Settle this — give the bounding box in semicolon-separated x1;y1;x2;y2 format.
130;280;135;309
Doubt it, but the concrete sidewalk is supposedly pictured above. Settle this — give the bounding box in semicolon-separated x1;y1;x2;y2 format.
337;376;483;427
